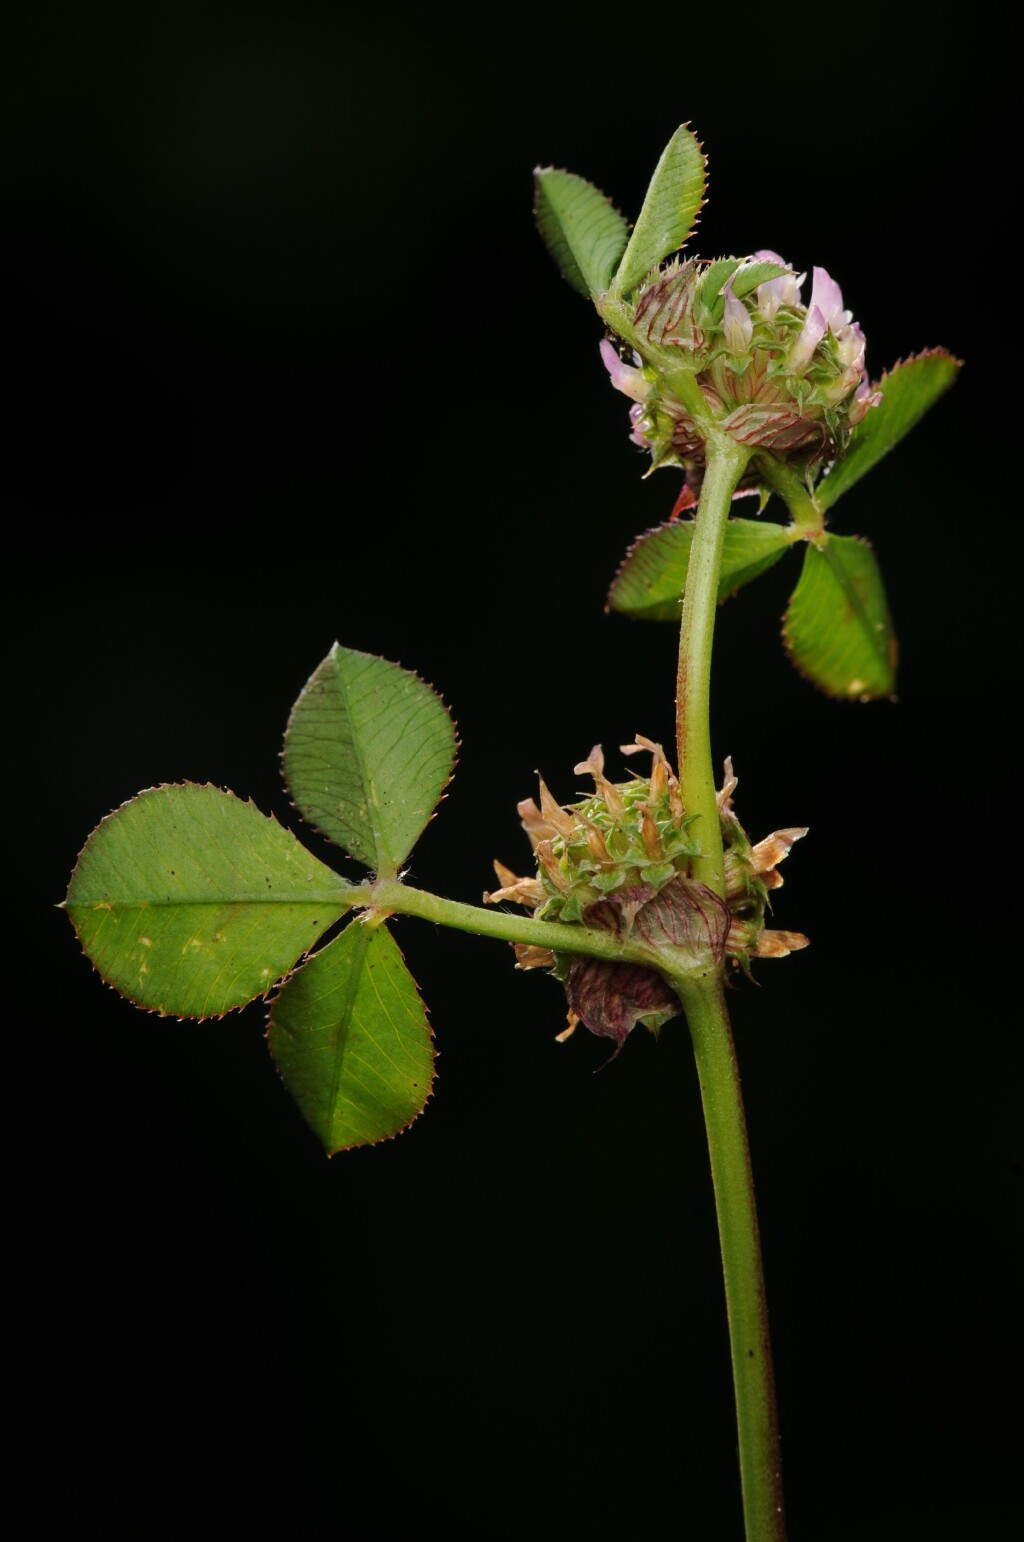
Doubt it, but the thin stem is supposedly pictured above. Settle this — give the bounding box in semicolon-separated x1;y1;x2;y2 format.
672;432;786;1538
676;434;751;895
354;878;668;969
754;454;826;542
675;973;786;1542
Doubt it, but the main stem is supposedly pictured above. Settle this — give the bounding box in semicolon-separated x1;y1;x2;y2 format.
676;432;751;892
677;973;786;1540
676;434;787;1542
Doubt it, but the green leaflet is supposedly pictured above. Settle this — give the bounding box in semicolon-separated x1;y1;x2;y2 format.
269;921;434;1153
533;168;629;299
817;350;961;509
727;259;788;301
608;517;793;621
282;643;457;876
613;124;706;297
783;537;897;700
64;784;352;1017
690;258;789;326
692;258;743;318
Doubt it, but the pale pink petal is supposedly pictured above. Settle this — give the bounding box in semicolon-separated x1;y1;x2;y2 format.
809;267;852;334
722;288;753;354
628;403;651;446
787;304;828;374
753;250;804;317
835;320;866;374
599;339;648;403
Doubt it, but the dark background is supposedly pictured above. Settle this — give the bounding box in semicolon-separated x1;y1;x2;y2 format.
7;4;1015;1537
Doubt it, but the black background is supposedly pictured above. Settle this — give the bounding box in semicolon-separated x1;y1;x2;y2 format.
7;4;1016;1537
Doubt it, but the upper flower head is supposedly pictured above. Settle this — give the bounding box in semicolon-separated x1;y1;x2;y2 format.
602;251;881;486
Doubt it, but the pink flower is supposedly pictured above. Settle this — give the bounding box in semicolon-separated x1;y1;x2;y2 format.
752;250;804;319
722;286;753;355
788;267;852;374
599;339;648;404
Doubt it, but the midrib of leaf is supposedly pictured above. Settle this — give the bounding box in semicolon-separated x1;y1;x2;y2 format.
331;652;386;874
323;930;368;1134
821;540;889;672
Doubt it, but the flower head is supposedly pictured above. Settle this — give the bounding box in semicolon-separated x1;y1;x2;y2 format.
486;746;808;1057
602;251;881;490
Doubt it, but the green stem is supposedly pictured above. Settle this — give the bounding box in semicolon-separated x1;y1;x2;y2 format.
676;434;751;895
673;433;786;1539
354;878;667;969
755;454;826;543
675;973;786;1542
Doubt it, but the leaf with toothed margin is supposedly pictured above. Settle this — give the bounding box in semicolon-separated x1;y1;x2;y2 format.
533;167;629;299
283;644;457;876
783;536;897;700
816;350;961;509
64;784;352;1017
608;517;793;621
269;921;434;1154
613;124;706;297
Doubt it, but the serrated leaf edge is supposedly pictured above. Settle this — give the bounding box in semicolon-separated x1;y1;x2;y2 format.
281;642;460;874
266;918;438;1156
780;536;898;703
63;781;349;1022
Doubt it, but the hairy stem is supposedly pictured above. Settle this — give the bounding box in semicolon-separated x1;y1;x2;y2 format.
676;434;751;895
673;434;786;1539
675;973;786;1542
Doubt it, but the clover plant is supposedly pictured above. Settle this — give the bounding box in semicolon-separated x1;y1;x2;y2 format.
64;124;958;1541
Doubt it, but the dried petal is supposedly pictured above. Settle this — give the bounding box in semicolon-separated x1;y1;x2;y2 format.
534;839;569;893
755;929;810;958
717;755;739;814
574;745;623;816
537;775;577;840
555;1013;579;1043
512;943;557;971
518;796;558;851
750;827;808;875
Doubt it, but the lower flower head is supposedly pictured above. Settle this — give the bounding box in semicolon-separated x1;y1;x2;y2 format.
486;745;808;1057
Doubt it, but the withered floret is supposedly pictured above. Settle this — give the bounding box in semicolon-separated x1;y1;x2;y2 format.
485;745;808;1055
